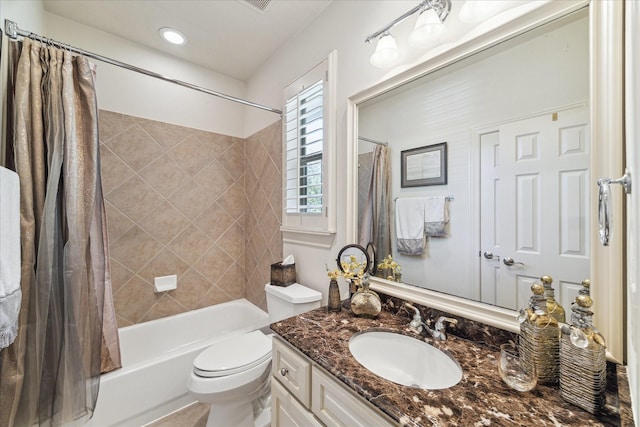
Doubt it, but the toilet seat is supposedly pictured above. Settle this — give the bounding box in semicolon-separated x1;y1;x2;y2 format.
193;330;271;378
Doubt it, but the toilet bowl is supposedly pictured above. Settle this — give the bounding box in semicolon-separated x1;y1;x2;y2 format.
187;283;322;427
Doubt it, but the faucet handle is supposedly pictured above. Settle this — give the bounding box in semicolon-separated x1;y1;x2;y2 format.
433;316;458;340
435;316;458;330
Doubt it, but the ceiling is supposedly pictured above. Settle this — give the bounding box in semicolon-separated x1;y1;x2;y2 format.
42;0;333;82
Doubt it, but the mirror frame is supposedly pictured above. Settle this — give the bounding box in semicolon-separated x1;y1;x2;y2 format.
346;0;625;363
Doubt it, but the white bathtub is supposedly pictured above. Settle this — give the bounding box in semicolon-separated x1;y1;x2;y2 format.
86;299;270;427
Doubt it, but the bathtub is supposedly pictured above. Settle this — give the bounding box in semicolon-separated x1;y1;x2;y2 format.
86;299;270;427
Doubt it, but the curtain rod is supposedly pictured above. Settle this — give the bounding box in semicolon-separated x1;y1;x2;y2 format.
358;136;388;146
4;20;283;116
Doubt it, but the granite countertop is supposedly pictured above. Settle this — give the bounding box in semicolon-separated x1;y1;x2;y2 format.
270;298;634;426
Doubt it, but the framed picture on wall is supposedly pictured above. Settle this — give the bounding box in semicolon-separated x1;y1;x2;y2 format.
400;142;447;187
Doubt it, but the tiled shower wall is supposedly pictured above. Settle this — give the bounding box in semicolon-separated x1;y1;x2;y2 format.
244;121;283;311
99;110;282;326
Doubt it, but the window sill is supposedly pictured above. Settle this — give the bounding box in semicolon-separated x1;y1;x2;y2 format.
281;226;336;249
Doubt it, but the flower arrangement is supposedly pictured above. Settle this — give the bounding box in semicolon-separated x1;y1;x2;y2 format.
326;255;368;283
326;266;341;281
340;255;367;282
377;255;401;281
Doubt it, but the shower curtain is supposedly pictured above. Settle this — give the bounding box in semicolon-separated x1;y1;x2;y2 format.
359;144;392;264
0;38;121;427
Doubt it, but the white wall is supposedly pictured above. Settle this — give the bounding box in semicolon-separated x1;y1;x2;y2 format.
358;15;588;300
1;0;247;138
244;0;566;300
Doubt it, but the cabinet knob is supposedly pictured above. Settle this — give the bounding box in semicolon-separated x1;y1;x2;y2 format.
280;368;288;377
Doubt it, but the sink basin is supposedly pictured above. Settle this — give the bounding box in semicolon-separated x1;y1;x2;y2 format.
348;331;462;389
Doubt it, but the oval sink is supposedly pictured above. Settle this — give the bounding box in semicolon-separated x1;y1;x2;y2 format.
348;331;462;389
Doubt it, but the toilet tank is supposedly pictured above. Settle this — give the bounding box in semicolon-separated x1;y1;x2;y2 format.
265;283;322;323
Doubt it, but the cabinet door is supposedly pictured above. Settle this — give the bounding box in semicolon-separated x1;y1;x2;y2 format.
272;378;323;427
311;367;394;427
272;337;312;408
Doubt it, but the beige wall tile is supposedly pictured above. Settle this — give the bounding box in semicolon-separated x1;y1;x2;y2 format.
107;175;165;223
137;118;193;151
104;201;135;242
113;275;159;324
137;248;190;284
193;202;235;241
138;154;191;198
170;224;214;266
218;178;245;219
110;226;163;273
105;124;164;172
172;268;214;310
109;258;135;293
139;200;190;245
195;244;234;279
140;295;188;323
100;144;135;194
168;133;220;177
98;110;137;142
168;178;215;221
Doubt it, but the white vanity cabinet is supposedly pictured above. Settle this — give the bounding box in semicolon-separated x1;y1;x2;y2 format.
271;336;395;427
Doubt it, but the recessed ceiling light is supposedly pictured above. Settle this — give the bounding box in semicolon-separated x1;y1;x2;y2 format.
159;27;187;45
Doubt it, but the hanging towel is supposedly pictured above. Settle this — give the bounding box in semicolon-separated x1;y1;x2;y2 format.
395;197;426;255
0;166;21;349
424;196;449;237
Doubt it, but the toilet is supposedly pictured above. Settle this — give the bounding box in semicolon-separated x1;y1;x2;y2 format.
187;283;322;427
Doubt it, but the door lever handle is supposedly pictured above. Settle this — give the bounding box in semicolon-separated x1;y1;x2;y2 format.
598;169;631;246
483;252;500;261
503;257;524;267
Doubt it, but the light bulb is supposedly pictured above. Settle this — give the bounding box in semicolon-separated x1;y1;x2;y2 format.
370;33;399;68
408;8;444;49
459;0;506;24
159;27;187;45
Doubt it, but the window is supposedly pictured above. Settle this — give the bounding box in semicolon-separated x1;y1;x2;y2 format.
282;52;336;235
285;80;323;214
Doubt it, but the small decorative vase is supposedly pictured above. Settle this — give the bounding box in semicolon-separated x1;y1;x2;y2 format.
395;272;402;283
350;280;381;318
327;279;341;312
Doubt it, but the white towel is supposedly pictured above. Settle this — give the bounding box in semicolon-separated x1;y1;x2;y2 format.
0;166;21;349
425;196;449;237
395;197;426;255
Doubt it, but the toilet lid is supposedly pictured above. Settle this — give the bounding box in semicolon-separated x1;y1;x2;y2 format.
193;330;271;378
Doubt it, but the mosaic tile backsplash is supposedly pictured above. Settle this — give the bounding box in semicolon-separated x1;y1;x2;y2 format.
99;110;282;326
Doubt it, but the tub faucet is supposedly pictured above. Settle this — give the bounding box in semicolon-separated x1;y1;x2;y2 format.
403;302;457;341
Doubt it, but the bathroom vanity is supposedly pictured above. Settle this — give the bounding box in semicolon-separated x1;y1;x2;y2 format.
270;300;633;426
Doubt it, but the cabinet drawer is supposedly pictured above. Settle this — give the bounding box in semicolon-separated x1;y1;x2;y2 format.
311;367;395;427
271;378;323;427
272;337;312;408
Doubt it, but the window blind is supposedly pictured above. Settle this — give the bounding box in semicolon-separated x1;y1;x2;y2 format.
284;79;324;214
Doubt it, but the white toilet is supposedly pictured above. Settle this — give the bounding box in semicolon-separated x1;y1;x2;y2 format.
187;283;322;427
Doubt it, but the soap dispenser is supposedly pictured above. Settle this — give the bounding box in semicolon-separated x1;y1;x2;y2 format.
541;275;566;324
518;283;560;385
559;279;606;414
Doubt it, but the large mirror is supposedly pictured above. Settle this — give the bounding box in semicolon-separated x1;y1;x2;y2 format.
348;0;625;363
358;8;589;312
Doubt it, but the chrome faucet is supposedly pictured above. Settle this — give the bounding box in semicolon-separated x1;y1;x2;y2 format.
403;302;458;341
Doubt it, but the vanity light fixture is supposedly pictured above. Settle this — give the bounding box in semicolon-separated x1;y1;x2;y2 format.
159;27;187;45
458;0;505;24
370;32;400;68
408;6;445;48
365;0;451;68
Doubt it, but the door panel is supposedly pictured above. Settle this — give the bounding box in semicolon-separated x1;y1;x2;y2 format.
480;106;589;310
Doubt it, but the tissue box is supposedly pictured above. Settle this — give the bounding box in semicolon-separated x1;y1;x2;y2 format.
270;262;296;287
